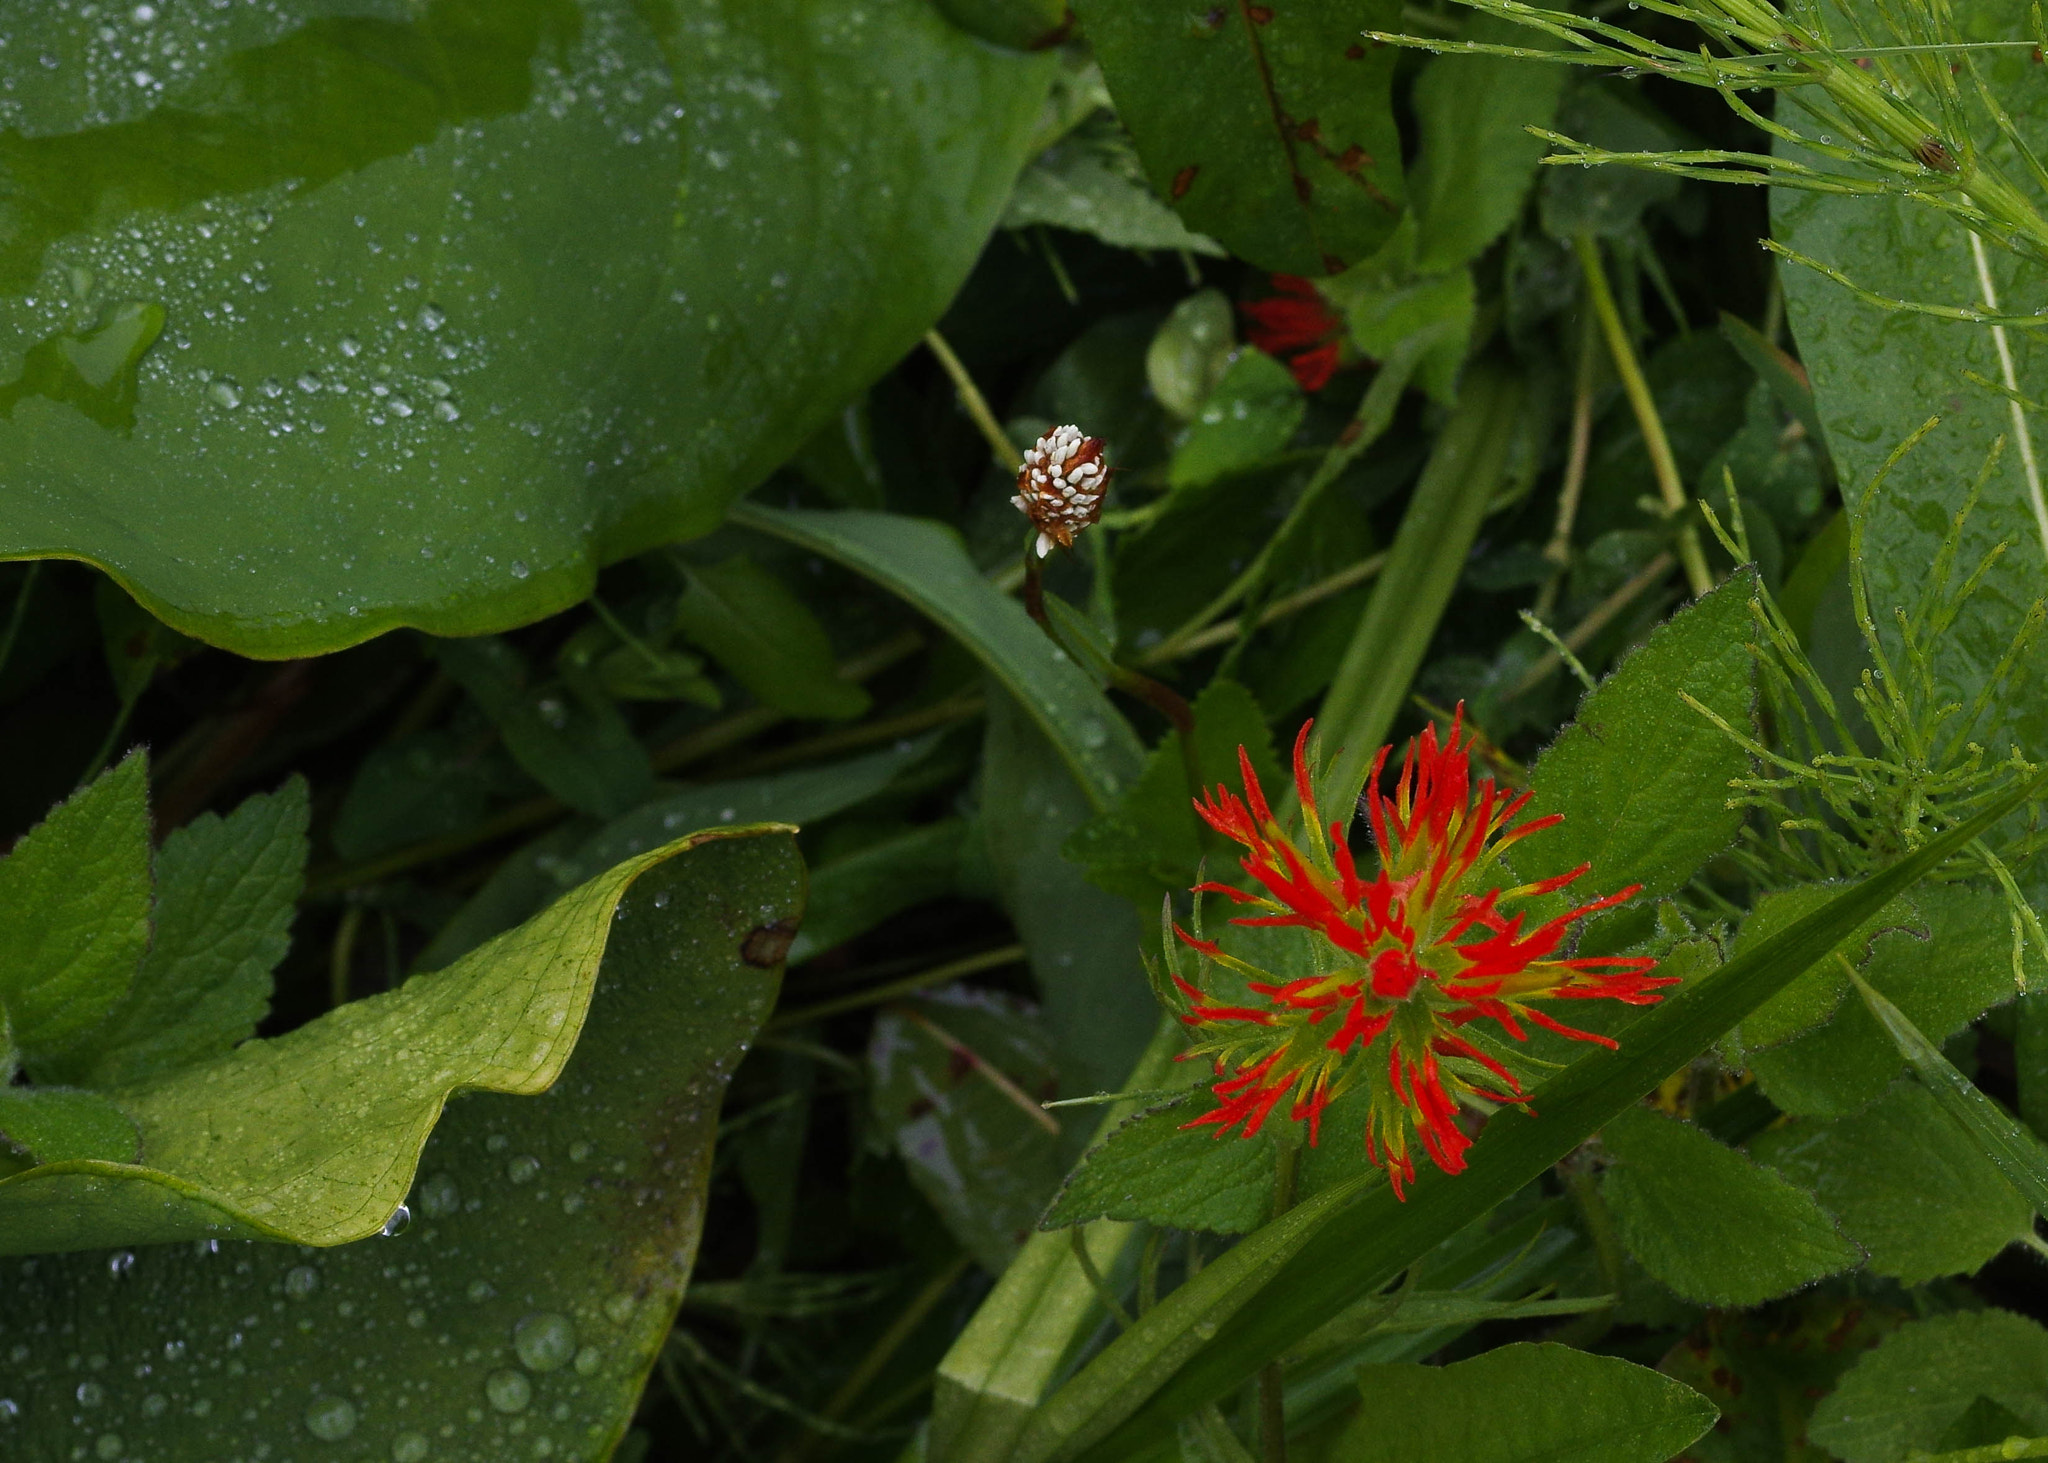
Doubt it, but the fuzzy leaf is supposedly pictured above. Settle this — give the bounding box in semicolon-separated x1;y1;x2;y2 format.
1811;1311;2048;1463
1600;1107;1858;1307
0;751;152;1077
54;777;309;1089
1332;1344;1716;1463
1515;570;1756;899
1752;1081;2032;1286
1039;1092;1275;1236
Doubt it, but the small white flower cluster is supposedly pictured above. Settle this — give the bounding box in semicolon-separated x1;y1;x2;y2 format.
1012;424;1106;558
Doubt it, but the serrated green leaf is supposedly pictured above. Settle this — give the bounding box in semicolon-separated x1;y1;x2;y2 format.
1408;18;1567;273
0;0;1049;657
1081;0;1406;276
0;1086;139;1166
0;826;798;1461
1331;1344;1716;1463
1039;1092;1274;1236
0;827;785;1255
672;554;871;721
1812;1311;2048;1463
50;777;308;1090
1600;1106;1858;1307
1752;1081;2032;1286
1515;570;1756;899
1854;970;2048;1219
1004;118;1226;257
0;751;151;1077
1167;349;1304;492
869;987;1064;1274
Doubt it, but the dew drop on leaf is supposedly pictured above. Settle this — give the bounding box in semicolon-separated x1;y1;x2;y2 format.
484;1368;531;1414
513;1313;577;1372
304;1395;358;1441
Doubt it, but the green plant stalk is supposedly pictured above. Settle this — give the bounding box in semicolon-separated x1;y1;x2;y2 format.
1890;1440;2048;1463
1012;770;2047;1463
929;1017;1183;1463
1574;234;1714;598
1315;364;1527;818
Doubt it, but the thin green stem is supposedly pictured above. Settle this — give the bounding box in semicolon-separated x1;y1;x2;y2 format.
1574;233;1714;597
0;563;41;686
768;945;1027;1027
926;328;1018;472
1258;1144;1303;1463
1071;1227;1136;1330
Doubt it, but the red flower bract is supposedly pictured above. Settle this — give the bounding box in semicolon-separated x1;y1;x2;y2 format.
1160;709;1676;1198
1240;274;1346;392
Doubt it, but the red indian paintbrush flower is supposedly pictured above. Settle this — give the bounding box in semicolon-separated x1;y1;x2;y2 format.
1159;709;1676;1198
1240;274;1347;392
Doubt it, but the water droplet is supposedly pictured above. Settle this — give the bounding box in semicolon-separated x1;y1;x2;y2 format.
305;1395;359;1441
511;562;531;580
467;1279;497;1303
417;1172;461;1218
381;1204;412;1237
297;372;322;393
507;1155;541;1185
486;1134;510;1154
568;1140;594;1162
390;397;415;419
433;401;460;423
339;336;362;358
573;1346;602;1377
651;890;670;909
95;1434;123;1460
133;3;158;21
140;1394;167;1419
207;380;241;409
485;1369;532;1414
163;1340;187;1362
77;1382;106;1408
513;1313;578;1373
285;1265;320;1299
107;1251;135;1277
419;304;446;332
260;376;284;398
392;1432;430;1463
602;1293;637;1325
0;1399;17;1421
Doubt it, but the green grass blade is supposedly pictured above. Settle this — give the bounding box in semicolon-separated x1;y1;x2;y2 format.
1852;969;2048;1216
729;502;1145;813
1017;771;2048;1463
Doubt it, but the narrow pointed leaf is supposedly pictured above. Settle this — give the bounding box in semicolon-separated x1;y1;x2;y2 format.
730;502;1144;811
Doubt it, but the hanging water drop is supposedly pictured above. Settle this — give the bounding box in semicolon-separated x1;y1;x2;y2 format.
381;1204;412;1237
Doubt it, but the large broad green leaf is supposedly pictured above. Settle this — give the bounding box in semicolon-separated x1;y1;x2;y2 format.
1514;571;1755;900
730;502;1144;812
1013;771;2042;1463
1811;1311;2048;1463
1079;0;1405;276
0;826;799;1463
1599;1106;1857;1306
0;826;789;1255
1329;1344;1717;1463
0;1;1049;657
1752;1081;2033;1285
1774;11;2048;775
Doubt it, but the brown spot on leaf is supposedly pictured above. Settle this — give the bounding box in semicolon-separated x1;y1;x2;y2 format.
1336;144;1372;174
906;1096;936;1119
1246;3;1274;22
741;919;799;968
945;1048;975;1085
1293;174;1313;203
1344;43;1366;59
1171;164;1200;199
1321;253;1345;275
1294;117;1321;142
